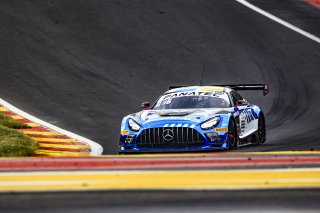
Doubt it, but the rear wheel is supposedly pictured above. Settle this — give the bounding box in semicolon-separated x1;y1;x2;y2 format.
228;119;237;150
257;114;266;144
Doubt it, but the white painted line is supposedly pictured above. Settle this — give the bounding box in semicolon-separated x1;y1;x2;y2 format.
236;0;320;44
0;98;103;156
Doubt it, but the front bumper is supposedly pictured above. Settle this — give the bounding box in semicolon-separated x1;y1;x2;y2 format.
119;146;229;153
119;130;229;153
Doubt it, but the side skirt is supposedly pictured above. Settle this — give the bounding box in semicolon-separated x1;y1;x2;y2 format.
238;130;260;147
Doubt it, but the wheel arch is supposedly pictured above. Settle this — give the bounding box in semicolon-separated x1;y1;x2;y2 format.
257;110;266;127
255;109;267;143
229;113;239;138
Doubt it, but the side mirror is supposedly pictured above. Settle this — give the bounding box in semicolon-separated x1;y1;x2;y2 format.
236;100;248;106
141;102;151;109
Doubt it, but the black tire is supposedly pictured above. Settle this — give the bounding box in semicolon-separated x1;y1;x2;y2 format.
228;119;237;150
257;114;266;144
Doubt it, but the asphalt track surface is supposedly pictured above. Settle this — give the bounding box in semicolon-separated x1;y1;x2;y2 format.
0;0;319;154
0;0;320;212
1;190;320;213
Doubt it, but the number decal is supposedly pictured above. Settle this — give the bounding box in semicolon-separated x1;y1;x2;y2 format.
241;108;255;124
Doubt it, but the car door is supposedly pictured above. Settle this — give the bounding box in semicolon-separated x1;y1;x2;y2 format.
230;91;256;139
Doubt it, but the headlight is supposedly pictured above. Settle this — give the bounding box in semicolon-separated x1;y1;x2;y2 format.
201;117;220;130
128;119;141;132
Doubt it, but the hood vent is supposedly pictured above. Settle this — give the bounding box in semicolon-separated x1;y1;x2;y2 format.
159;109;197;117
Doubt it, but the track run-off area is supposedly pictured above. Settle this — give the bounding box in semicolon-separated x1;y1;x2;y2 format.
1;168;320;192
0;152;320;192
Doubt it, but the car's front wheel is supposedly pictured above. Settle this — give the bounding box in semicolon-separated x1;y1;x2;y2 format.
228;119;238;150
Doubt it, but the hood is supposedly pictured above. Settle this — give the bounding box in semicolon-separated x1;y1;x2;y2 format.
136;108;231;123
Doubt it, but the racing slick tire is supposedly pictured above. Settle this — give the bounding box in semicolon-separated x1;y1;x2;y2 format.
228;119;238;150
257;114;266;144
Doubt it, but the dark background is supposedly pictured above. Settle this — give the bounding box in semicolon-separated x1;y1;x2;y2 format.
0;0;319;153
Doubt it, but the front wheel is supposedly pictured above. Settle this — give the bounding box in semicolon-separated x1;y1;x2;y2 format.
228;119;238;150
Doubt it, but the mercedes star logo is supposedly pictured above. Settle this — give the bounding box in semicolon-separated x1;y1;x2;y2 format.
163;129;174;141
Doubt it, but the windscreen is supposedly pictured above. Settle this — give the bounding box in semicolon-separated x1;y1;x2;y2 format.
153;91;230;110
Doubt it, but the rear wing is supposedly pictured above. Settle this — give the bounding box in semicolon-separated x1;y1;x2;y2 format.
169;84;270;96
214;84;270;96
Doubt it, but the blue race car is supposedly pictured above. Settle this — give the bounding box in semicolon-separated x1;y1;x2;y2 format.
119;84;269;153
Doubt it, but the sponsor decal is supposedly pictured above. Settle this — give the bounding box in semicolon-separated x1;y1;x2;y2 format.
162;91;226;100
120;130;129;135
198;86;224;92
240;108;255;124
215;127;228;132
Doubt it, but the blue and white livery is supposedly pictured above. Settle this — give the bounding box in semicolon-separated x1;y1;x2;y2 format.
119;84;269;153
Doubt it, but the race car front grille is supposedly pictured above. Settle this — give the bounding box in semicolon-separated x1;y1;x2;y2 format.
137;127;205;148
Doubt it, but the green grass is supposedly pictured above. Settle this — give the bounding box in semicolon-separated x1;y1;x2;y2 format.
0;113;30;129
0;112;38;157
